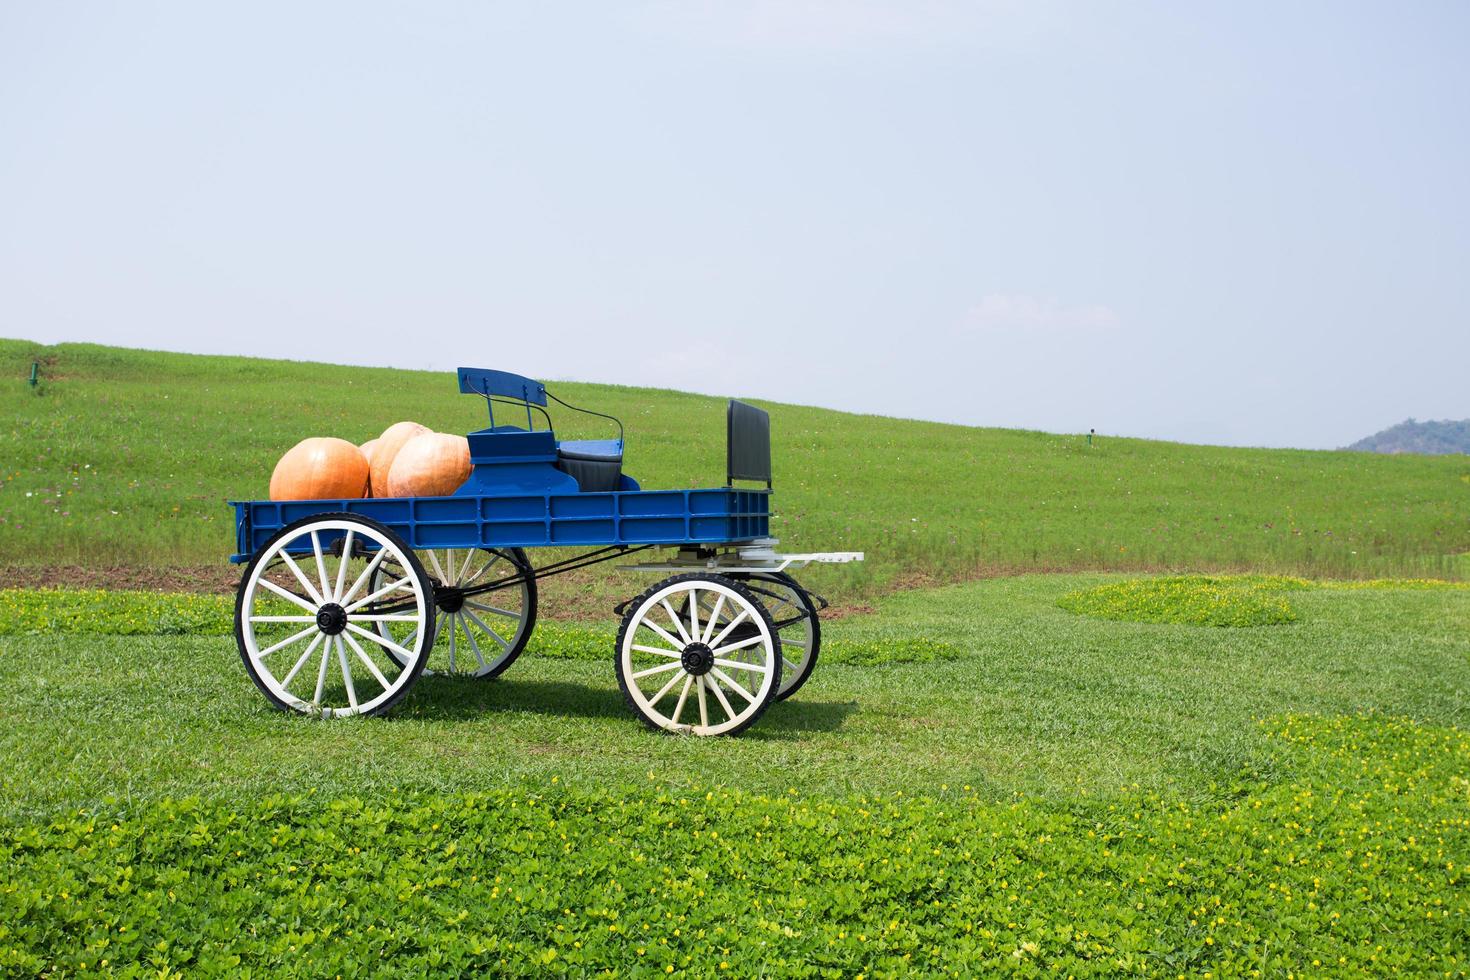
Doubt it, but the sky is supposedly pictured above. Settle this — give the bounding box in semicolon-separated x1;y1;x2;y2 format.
3;1;1467;449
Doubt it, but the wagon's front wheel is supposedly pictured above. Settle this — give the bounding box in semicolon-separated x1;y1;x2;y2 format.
234;514;435;718
615;573;780;736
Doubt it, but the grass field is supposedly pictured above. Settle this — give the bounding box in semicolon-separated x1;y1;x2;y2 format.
4;339;1468;600
3;578;1468;973
5;341;1469;975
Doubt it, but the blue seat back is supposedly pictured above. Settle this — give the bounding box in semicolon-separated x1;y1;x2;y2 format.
457;367;548;406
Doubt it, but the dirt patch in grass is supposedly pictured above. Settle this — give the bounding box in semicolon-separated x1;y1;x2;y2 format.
0;563;243;594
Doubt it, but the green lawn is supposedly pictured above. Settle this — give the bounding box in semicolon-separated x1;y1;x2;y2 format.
3;576;1468;809
2;577;1467;974
4;340;1468;599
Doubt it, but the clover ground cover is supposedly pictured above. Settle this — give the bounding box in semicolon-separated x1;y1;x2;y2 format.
2;576;1467;974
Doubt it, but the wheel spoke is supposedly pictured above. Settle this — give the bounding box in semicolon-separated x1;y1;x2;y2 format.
280;632;325;689
638;618;686;651
465;600;520;619
345;576;412;613
258;577;317;612
712;633;767;657
671;674;694;725
701;594;726;644
661;599;693;644
426;549;449;583
462;618;489;671
714;656;769;674
782;656;799;673
707;609;750;649
339;547;389;607
632;660;683;680
333;530;355;602
347;622;419;663
313;636;333;704
343;631;393;691
249;615;317;623
456;549;475;585
630;644;681;659
348;614;420;622
689;589;701;646
709;666;755;703
696;675;709;728
311;531;333;601
335;636;358;711
254;624;318;659
707;672;738;720
648;668;686;705
466;553;499;584
780;637;809;649
280;551;325;606
462;607;510;651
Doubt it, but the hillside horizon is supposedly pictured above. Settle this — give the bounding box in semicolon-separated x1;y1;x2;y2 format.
4;338;1468;596
10;337;1448;455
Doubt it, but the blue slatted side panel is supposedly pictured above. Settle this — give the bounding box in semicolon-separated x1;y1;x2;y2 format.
231;488;770;562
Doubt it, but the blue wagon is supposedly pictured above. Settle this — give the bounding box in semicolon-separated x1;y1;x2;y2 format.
230;368;861;735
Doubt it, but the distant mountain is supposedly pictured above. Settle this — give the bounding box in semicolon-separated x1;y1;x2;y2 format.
1346;418;1470;455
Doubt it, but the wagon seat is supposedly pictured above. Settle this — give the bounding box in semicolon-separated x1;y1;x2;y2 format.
555;439;623;493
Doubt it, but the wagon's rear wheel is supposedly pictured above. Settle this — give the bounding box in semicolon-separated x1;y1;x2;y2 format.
234;514;434;718
372;547;536;678
735;573;821;701
615;573;780;736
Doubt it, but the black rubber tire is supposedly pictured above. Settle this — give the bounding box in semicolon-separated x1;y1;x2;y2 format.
739;572;821;702
234;512;435;718
613;572;781;736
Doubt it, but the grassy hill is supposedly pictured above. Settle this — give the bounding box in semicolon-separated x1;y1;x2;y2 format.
5;338;1470;973
4;339;1468;595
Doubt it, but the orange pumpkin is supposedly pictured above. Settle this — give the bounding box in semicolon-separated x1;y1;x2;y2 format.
357;439;379;495
269;438;370;501
369;421;430;497
386;432;472;497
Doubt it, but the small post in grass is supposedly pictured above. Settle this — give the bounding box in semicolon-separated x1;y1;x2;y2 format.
29;361;39;388
1087;427;1094;447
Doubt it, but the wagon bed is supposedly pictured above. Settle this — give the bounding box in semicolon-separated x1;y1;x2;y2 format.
230;487;771;562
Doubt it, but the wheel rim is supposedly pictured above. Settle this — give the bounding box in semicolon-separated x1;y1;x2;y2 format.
374;548;533;678
620;579;777;735
239;519;430;717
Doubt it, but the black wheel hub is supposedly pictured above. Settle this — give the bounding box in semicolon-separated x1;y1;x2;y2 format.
436;588;465;614
316;603;348;636
680;642;715;676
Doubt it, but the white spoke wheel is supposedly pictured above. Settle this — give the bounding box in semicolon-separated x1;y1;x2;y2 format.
615;573;780;736
371;547;537;678
234;514;434;718
733;572;821;701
